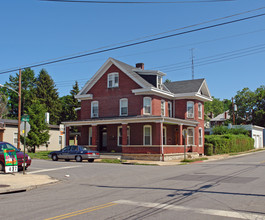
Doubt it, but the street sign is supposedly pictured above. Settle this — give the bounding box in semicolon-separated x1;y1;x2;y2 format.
20;121;31;136
21;115;30;122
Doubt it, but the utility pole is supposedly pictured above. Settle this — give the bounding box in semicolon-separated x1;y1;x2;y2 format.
18;69;21;150
232;97;235;125
191;48;194;80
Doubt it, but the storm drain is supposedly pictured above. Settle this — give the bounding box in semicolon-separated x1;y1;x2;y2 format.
0;185;10;188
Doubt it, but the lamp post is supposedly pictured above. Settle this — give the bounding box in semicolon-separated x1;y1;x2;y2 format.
0;71;21;150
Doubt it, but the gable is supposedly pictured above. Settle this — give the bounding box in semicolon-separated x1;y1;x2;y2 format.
78;58;152;97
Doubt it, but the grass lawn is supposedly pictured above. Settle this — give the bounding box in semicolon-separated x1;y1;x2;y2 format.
27;151;51;160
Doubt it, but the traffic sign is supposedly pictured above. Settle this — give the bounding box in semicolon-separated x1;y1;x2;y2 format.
20;121;31;136
21;115;30;122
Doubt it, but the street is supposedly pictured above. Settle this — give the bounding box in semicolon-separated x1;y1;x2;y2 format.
1;151;265;220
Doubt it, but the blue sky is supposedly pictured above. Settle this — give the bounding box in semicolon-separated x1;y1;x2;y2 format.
1;0;265;100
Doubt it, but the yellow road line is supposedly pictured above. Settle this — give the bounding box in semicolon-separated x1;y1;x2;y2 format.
44;202;117;220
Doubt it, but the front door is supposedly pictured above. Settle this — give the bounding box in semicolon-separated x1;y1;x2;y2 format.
99;126;107;151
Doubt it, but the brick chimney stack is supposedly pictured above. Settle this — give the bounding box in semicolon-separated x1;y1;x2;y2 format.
136;63;144;70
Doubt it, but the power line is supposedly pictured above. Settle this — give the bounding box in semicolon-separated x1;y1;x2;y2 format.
1;11;265;75
1;5;265;74
41;0;234;4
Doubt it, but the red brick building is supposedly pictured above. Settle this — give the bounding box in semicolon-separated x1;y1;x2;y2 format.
63;58;212;161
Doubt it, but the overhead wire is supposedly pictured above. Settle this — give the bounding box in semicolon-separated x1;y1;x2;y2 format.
1;10;265;75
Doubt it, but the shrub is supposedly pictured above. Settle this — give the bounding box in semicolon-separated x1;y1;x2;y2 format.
205;134;254;155
212;126;249;136
204;143;214;156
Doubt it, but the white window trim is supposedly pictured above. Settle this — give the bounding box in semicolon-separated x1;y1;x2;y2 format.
163;126;167;145
88;127;92;145
198;102;202;119
187;101;194;118
143;97;152;115
120;98;128;116
117;126;130;146
157;75;162;89
107;72;119;88
91;101;99;118
187;127;194;146
161;100;165;116
168;101;172;117
199;127;203;146
13;132;18;145
143;125;152;145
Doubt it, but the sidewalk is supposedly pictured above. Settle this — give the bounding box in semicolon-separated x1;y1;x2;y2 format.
0;172;58;194
0;150;260;194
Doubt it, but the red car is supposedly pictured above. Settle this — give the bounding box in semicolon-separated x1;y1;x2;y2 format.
0;142;31;172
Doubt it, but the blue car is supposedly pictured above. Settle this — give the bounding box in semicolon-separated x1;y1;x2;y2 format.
48;145;99;163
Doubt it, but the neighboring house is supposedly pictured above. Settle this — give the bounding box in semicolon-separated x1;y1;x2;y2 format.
63;58;212;161
205;111;264;149
0;119;65;152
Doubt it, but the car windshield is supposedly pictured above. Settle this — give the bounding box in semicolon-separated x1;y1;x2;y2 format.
79;146;91;151
0;143;20;153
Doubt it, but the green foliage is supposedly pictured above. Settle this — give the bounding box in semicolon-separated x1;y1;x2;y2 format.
23;100;50;153
205;134;254;154
60;81;80;122
212;126;249;136
5;68;36;119
181;158;208;163
35;69;62;125
204;143;213;156
0;94;8;119
204;97;231;121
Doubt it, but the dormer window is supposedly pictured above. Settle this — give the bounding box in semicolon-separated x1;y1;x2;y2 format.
157;76;162;89
108;72;119;88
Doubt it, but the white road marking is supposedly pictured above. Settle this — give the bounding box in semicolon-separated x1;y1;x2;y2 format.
27;166;81;174
114;200;265;220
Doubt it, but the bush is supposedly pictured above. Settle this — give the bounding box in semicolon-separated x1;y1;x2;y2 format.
205;134;254;155
212;126;249;136
204;143;214;156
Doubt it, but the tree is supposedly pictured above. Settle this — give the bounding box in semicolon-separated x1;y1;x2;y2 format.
0;94;8;119
204;97;229;121
253;86;265;127
5;68;36;119
60;81;80;122
35;69;61;125
24;100;49;153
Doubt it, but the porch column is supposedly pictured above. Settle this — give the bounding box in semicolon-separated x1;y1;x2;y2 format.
122;123;127;146
195;126;199;146
179;124;183;145
92;125;97;146
66;126;70;146
155;123;162;146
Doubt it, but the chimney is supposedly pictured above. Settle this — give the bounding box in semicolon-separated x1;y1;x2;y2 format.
136;63;144;70
224;111;227;119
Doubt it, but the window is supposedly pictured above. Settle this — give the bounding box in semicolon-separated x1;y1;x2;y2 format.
88;127;92;145
108;72;119;88
91;101;99;118
59;136;62;145
187;101;194;118
187;127;194;145
168;101;172;117
143;97;152;115
13;132;18;145
144;125;152;145
198;103;202;119
120;98;128;116
163;126;167;145
199;128;203;146
161;100;165;116
157;76;162;89
117;126;130;146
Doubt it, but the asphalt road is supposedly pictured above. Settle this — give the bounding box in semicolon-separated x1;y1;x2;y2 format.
1;151;265;220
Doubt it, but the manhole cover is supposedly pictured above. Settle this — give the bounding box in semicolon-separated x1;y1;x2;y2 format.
0;185;10;188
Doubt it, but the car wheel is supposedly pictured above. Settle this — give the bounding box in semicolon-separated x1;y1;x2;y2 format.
0;161;4;171
76;155;82;162
88;159;94;163
52;154;58;161
65;159;70;161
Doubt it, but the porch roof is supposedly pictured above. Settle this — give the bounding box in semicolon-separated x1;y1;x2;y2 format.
62;116;198;127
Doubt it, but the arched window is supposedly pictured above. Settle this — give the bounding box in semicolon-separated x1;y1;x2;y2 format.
187;127;194;145
161;100;165;116
198;103;202;119
199;127;203;146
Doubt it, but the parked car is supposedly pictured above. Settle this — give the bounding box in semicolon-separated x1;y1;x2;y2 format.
48;145;100;162
0;142;32;171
